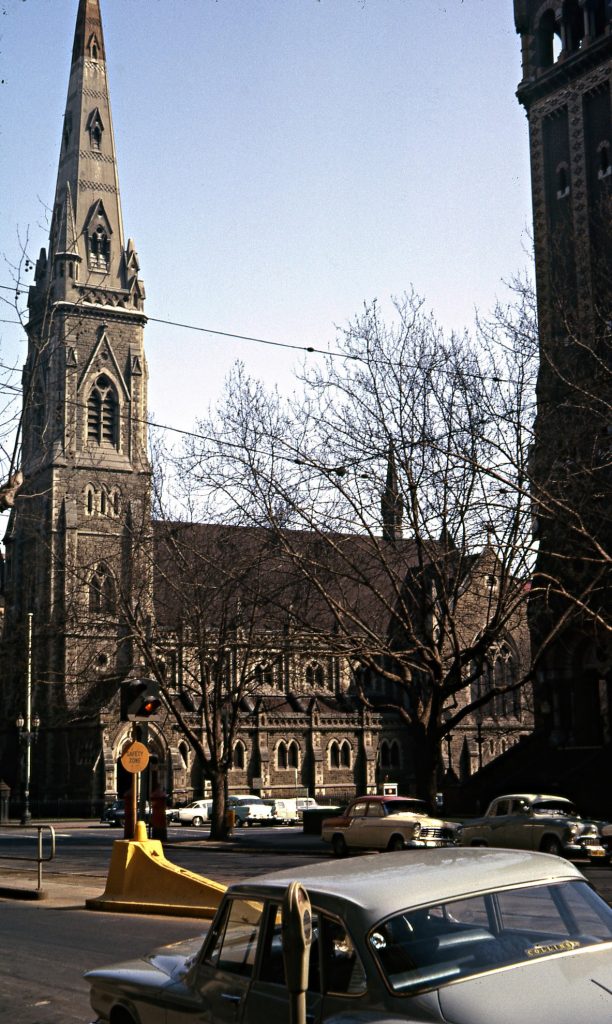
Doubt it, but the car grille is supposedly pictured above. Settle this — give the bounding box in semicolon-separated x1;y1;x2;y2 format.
580;835;602;847
419;826;457;843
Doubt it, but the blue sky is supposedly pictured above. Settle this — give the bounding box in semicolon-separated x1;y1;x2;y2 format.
0;0;533;434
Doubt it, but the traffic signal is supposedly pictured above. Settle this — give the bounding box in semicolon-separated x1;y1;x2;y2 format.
120;679;162;721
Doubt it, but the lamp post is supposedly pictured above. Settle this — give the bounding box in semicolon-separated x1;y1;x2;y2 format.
16;612;39;825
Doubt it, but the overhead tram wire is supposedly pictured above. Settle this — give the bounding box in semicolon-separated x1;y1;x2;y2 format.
0;282;525;387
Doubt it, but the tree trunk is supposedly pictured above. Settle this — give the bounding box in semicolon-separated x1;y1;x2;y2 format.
209;769;229;840
411;725;442;809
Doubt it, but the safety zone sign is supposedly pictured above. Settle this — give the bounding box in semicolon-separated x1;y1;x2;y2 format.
121;741;150;774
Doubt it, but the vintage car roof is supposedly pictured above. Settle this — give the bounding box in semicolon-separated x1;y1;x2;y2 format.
227;848;583;923
349;795;427;804
494;794;574;803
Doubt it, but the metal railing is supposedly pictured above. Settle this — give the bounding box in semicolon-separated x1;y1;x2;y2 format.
0;824;56;896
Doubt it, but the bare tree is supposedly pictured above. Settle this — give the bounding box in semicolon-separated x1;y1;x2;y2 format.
177;288;608;803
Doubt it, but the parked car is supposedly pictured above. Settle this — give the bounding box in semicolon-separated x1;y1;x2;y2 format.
296;796;322;817
321;794;459;857
100;799;151;826
100;800;125;827
227;794;274;826
263;798;300;825
85;847;612;1024
176;799;213;827
458;793;607;860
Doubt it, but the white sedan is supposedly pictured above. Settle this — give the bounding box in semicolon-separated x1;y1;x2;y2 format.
85;847;612;1023
175;799;212;827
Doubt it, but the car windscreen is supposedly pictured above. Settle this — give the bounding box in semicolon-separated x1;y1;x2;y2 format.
369;880;612;995
383;800;428;815
532;801;577;816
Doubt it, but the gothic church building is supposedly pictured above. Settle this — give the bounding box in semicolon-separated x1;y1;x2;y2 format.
0;0;532;815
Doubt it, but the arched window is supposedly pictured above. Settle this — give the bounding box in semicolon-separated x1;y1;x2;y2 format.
340;740;351;768
100;490;107;516
562;0;584;54
254;662;274;688
287;740;299;769
179;742;189;769
306;661;325;688
329;741;340;769
87;375;118;446
85;486;95;515
233;741;246;770
89;225;110;271
88;564;115;615
379;740;390;768
537;8;561;68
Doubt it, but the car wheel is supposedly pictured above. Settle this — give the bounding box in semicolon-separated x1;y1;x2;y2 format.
192;816;204;827
387;835;405;852
332;834;348;858
540;836;563;857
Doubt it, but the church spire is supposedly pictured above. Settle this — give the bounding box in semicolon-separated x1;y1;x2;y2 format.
30;0;144;314
71;0;106;66
381;442;403;542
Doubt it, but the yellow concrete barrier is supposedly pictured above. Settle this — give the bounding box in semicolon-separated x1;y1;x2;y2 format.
86;826;227;917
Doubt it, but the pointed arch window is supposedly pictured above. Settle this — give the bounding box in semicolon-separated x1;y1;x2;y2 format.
87;375;118;447
306;661;325;688
329;740;350;769
87;33;101;60
86;109;105;151
89;225;110;271
254;662;274;688
537;9;562;68
233;741;246;770
277;740;299;770
89;563;115;615
85;485;95;515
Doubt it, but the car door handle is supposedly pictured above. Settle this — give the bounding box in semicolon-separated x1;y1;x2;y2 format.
221;992;242;1004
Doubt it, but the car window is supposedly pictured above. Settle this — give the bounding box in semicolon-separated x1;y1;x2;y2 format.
317;914;367;996
367;803;385;817
369;881;612;996
510;799;530;815
349;802;368;818
258;906;365;997
203;898;264;977
493;800;510;816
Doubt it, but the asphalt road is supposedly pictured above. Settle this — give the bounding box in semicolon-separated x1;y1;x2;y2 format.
0;822;327;1024
2;823;612;1023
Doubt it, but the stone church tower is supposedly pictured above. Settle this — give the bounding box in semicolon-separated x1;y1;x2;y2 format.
514;3;611;746
1;0;151;812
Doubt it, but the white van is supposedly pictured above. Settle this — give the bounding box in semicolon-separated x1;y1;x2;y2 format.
264;798;299;825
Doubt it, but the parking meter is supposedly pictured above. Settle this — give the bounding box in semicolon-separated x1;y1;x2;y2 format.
282;881;312;1024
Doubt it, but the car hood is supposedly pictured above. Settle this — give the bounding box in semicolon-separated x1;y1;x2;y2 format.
437;946;612;1023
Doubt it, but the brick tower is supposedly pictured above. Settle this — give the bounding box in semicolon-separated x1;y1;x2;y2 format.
514;2;611;746
1;0;152;812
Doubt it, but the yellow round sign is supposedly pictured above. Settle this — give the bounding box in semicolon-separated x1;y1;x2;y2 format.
120;741;150;774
